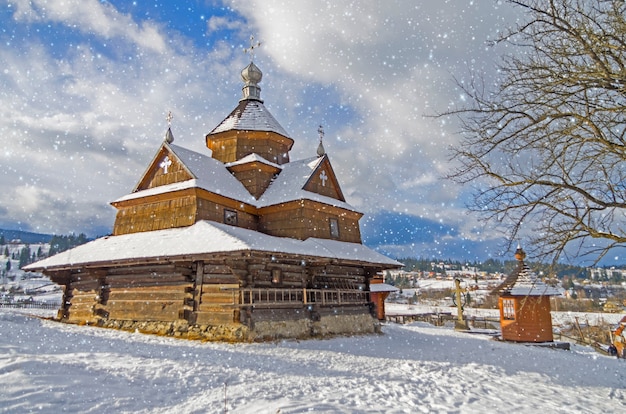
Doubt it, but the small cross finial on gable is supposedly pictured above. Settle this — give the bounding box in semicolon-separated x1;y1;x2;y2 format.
317;125;326;157
166;111;173;126
244;35;262;62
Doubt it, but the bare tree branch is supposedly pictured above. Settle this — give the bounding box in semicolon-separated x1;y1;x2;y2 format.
439;0;626;264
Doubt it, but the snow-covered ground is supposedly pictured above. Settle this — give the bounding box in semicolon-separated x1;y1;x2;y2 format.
1;308;624;413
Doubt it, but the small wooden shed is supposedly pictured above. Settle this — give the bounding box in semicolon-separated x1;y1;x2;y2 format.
369;276;398;320
492;247;561;343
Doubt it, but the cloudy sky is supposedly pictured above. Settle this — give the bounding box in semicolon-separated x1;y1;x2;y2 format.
1;0;529;261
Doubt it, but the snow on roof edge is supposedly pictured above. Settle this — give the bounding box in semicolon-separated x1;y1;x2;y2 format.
24;220;402;271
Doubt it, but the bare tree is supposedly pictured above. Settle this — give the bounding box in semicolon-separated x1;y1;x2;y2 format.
443;0;626;264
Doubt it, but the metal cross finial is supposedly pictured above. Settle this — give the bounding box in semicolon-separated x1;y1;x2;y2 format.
317;125;324;143
244;35;262;62
166;111;173;127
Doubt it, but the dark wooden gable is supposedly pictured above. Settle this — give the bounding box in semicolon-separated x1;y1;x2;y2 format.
134;144;194;192
302;156;346;201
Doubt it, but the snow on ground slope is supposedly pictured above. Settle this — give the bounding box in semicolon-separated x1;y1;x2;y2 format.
0;310;624;413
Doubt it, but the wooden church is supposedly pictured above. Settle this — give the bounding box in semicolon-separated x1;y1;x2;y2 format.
25;59;402;342
491;246;561;343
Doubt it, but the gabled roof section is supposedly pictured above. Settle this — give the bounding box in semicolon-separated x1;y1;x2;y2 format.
302;155;346;201
133;142;194;192
257;155;357;211
208;99;290;139
114;143;255;205
24;220;403;271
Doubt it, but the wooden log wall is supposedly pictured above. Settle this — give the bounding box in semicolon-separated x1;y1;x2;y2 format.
63;271;105;324
56;255;380;334
100;264;193;322
194;262;241;325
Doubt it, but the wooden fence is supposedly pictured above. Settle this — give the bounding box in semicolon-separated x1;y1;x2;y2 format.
227;288;369;308
0;301;61;310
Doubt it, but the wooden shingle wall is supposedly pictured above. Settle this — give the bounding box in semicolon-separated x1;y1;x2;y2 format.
207;130;293;165
135;147;193;191
258;201;362;242
112;194;196;235
227;162;280;199
195;195;258;230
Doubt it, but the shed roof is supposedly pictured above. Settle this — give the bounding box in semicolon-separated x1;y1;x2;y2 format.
369;283;399;293
491;261;561;297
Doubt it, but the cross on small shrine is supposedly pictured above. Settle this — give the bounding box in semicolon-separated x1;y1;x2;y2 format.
166;111;173;126
317;125;324;143
320;170;328;186
160;156;172;174
244;35;261;62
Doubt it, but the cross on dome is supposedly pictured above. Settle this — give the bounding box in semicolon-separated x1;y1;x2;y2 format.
244;35;261;62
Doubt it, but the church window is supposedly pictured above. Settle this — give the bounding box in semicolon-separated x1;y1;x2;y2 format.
502;298;515;320
271;269;282;284
329;218;339;239
224;209;238;226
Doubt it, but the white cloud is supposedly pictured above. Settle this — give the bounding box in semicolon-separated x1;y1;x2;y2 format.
1;0;518;257
10;0;167;53
0;4;249;235
231;0;513;222
207;16;244;33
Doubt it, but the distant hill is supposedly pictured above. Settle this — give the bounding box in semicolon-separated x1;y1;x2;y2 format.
0;229;54;244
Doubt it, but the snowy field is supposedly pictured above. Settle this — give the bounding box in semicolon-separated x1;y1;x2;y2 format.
1;309;624;413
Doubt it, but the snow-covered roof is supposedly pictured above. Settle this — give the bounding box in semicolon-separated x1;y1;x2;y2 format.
369;283;399;293
492;261;561;297
114;143;256;204
209;100;290;138
256;156;355;211
225;153;282;170
114;145;358;213
24;220;402;271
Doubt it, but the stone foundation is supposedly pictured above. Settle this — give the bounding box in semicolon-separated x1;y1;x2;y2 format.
249;313;380;341
97;319;250;342
59;312;380;342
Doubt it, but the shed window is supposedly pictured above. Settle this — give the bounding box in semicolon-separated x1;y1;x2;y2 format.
502;298;515;320
329;218;339;239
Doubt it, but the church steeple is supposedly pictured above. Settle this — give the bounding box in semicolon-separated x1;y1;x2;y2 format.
205;38;294;165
